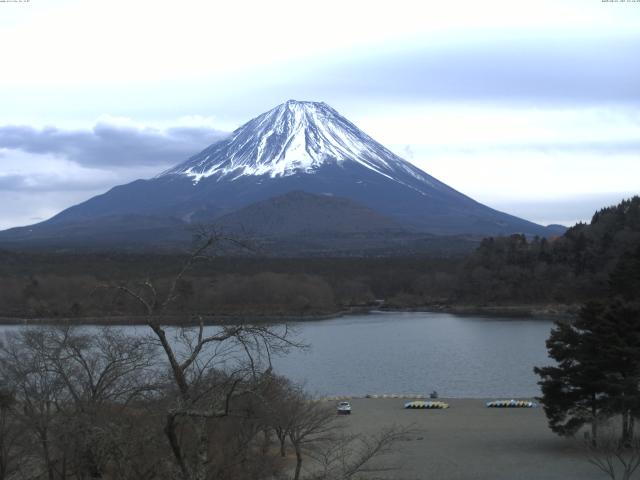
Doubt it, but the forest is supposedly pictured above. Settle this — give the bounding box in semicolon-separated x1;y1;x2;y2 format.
0;196;638;322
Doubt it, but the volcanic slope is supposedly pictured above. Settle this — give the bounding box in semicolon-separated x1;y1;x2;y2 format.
0;100;562;250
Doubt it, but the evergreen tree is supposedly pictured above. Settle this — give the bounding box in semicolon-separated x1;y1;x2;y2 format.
595;300;640;444
603;244;640;444
535;299;640;445
534;302;609;443
609;245;640;302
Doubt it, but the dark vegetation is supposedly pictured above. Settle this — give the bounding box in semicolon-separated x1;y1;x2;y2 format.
0;326;407;480
0;196;638;321
0;233;409;480
533;205;640;479
535;244;640;442
0;253;458;320
459;196;640;305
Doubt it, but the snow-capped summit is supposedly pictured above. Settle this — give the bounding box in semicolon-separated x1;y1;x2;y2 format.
161;100;437;192
0;100;563;251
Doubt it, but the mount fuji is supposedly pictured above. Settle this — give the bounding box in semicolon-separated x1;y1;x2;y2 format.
0;100;563;253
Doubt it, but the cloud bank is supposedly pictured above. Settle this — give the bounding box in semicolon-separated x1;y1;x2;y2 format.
0;121;227;169
0;120;229;228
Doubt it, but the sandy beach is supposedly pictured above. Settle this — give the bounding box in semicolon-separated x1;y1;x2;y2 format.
330;398;603;480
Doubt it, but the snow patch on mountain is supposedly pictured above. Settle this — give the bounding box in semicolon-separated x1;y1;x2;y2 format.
160;100;440;193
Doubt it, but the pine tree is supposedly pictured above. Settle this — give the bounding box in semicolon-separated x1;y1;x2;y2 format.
609;245;640;302
534;302;609;443
595;300;640;445
536;239;640;444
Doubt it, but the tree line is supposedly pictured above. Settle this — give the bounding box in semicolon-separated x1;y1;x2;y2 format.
455;196;640;305
0;196;638;320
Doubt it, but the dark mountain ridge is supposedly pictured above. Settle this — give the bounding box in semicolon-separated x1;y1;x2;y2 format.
216;191;403;236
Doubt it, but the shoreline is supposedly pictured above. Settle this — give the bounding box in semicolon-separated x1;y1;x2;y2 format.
334;397;599;480
0;311;351;327
320;395;541;402
0;303;576;326
411;302;579;319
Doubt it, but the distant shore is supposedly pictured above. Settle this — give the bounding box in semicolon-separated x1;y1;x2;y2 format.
414;302;579;319
0;303;577;326
0;311;349;326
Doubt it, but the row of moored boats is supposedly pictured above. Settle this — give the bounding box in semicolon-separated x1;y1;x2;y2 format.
403;399;538;409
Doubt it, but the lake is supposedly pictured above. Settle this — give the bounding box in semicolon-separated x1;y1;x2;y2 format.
0;311;555;398
272;312;555;398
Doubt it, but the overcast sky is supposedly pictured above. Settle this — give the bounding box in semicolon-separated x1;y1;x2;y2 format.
0;0;638;229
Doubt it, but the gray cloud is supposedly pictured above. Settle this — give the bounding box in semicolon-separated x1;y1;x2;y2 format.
0;172;118;192
248;33;640;107
0;174;27;190
0;121;230;201
414;140;640;156
513;140;640;155
0;123;228;168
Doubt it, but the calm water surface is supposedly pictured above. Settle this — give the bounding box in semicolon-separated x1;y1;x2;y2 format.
273;312;554;398
0;312;554;398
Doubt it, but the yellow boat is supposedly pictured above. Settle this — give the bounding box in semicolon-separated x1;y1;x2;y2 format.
404;400;449;409
486;399;537;408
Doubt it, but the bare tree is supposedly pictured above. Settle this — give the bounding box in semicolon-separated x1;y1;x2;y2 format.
113;227;303;480
0;329;70;480
49;326;159;479
47;327;159;408
287;395;338;480
221;371;412;480
307;426;412;480
585;420;640;480
0;326;161;480
258;373;299;458
0;227;409;480
0;388;23;480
